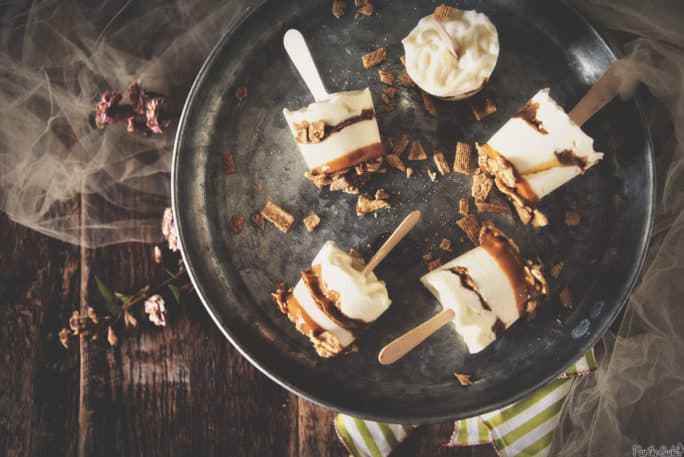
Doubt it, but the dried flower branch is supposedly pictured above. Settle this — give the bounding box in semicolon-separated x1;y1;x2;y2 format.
94;80;171;135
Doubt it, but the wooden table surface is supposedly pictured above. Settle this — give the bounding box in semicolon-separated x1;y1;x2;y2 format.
0;209;497;456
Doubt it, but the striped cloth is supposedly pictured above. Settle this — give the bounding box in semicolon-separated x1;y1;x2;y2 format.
335;349;597;457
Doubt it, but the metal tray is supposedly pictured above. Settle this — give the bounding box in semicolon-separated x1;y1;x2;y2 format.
172;0;654;423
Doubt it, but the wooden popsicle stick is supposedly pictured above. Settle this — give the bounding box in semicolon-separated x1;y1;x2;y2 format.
362;210;421;277
283;29;329;102
568;60;627;127
378;308;456;365
434;21;460;59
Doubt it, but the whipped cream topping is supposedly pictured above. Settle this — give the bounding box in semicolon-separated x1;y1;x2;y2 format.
402;8;499;99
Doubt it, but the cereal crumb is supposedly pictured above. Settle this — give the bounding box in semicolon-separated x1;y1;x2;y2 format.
406;167;414;178
356;194;391;217
565;211;581;226
422;252;433;261
392;135;410;156
550;261;564;279
471;173;494;201
408;140;427;160
456;214;481;245
453;142;473;174
434;4;453;22
332;0;346;18
459;197;470;215
385;154;406;172
303;214;321;233
454;373;473;386
234;86;248;101
433;151;450;175
439;238;452;252
427;168;438;182
375;188;391;200
560;287;573;309
231;214;245;234
475;200;510;214
470;91;497;121
260;200;295;233
362;47;387;69
355;2;375;18
399;69;414;87
378;69;396;85
422;90;437;117
427;258;443;271
223;150;237;175
252;213;265;231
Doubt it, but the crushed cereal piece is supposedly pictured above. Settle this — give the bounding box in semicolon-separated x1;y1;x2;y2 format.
231;214;245;234
454;373;473;385
470;91;497;121
565;211;581;226
362;47;387;69
560;287;573;309
406;167;414;178
475;200;510;214
439;238;452;252
356;194;391;217
427;258;442;271
308;121;326;143
459;197;470;215
400;55;406;66
223;150;236;175
422;90;437;116
422;252;433;261
471;172;494;201
385;154;406;172
550;261;564;279
399;69;414;87
332;0;346;18
260;199;295;233
303;214;321;233
354;0;367;5
378;69;396;85
382;101;394;113
355;2;374;18
434;4;453;22
433;151;450;175
456;214;481;245
408;140;427;160
453;142;473;174
329;174;359;194
234;86;248;101
375;188;391;200
382;87;398;99
295;127;308;144
252;213;265;231
427;168;438;181
304;170;333;189
392;135;410;156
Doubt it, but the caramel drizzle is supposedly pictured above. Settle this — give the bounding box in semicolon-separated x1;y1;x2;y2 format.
273;289;322;337
324;108;375;137
449;266;492;311
479;229;533;316
300;266;368;333
478;143;539;203
310;142;385;176
491;318;505;337
554;149;588;172
513;101;548;134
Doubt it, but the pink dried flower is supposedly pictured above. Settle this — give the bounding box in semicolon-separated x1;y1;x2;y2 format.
95;80;170;135
59;328;70;349
68;310;80;334
161;208;179;252
94;91;133;128
144;294;167;327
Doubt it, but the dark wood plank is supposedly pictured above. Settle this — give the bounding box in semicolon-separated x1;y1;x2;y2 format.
0;213;81;457
78;241;298;457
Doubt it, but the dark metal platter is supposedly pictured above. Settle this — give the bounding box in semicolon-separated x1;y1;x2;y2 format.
172;0;653;423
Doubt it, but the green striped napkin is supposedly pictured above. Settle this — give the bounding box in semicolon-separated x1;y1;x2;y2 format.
335;349;597;457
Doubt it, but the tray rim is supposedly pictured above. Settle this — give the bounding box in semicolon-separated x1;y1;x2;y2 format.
171;0;655;423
